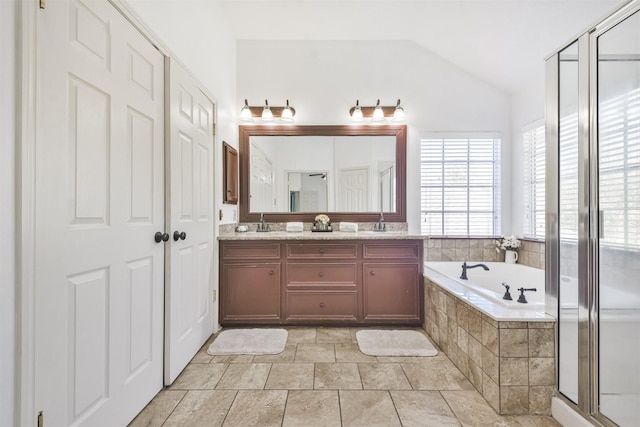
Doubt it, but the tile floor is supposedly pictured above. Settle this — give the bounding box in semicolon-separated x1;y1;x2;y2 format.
129;327;561;427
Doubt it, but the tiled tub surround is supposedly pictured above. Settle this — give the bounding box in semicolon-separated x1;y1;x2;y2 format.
424;277;555;415
425;238;545;269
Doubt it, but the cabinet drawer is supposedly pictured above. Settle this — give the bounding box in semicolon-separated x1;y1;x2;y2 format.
286;291;358;321
286;263;357;287
362;242;421;260
221;242;281;260
286;243;357;259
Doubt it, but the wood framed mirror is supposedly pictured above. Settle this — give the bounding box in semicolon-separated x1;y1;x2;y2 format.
239;124;407;223
223;141;238;204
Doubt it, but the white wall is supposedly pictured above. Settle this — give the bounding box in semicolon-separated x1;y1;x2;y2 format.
510;83;546;237
126;0;238;225
0;1;16;425
237;40;513;234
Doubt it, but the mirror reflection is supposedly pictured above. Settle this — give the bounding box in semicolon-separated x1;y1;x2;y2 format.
250;135;396;213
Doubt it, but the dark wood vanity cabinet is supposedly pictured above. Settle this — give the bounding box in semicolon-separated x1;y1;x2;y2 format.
219;239;423;326
220;242;281;323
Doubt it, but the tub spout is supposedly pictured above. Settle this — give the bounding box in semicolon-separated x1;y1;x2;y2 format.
459;262;490;280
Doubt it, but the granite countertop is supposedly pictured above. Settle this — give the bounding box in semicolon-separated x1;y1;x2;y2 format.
218;230;427;241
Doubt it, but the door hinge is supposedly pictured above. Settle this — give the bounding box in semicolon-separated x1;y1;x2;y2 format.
39;0;45;9
37;411;43;427
212;290;217;302
212;124;216;136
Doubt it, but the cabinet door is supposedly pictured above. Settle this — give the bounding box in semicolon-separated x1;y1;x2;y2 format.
221;263;281;323
363;263;421;323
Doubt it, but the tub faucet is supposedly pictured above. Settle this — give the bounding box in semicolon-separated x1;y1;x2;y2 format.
501;282;513;300
517;287;537;304
256;213;270;232
373;212;386;232
459;261;490;280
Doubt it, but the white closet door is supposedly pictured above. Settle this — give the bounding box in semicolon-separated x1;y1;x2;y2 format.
165;59;215;384
35;0;165;426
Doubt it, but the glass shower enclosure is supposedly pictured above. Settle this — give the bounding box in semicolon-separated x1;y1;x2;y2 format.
546;2;640;426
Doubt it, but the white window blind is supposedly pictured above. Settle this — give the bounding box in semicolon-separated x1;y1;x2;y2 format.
420;136;501;236
599;87;640;247
559;112;579;241
523;124;546;239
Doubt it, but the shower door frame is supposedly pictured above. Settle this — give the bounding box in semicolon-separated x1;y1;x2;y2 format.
546;1;640;426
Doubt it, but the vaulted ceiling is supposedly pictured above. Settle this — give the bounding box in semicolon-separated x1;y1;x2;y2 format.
215;0;621;94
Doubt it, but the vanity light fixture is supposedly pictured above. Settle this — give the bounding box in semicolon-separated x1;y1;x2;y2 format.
371;99;385;122
240;99;253;122
280;99;294;122
351;100;364;122
349;99;406;123
392;99;406;122
261;99;274;121
240;99;296;123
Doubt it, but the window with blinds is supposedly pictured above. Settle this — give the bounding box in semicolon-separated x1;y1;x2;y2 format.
599;87;640;247
523;124;546;239
420;136;501;236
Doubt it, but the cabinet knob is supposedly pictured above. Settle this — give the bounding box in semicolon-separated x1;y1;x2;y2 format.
269;270;274;276
318;271;324;277
319;302;325;308
370;271;376;276
319;248;325;254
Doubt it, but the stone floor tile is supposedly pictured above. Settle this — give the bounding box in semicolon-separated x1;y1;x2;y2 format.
294;343;335;363
129;390;186;427
169;364;228;390
253;343;297;363
359;363;411;390
339;390;402;427
265;363;314;389
222;390;287;427
335;342;377;363
316;327;353;343
390;390;461;427
211;354;255;364
162;390;236;427
282;390;341;427
441;390;505;426
314;363;362;389
287;328;317;343
215;363;271;389
402;362;475;391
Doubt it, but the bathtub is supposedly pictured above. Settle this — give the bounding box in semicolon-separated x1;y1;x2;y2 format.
424;261;552;321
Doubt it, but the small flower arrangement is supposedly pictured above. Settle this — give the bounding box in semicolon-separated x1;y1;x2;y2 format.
315;214;331;225
494;235;521;252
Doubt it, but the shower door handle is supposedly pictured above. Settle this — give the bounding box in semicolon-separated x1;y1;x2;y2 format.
599;210;604;239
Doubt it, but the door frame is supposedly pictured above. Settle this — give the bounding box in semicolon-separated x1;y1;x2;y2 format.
17;1;219;424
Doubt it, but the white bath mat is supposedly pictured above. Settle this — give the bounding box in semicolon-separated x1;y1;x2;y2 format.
356;329;438;357
207;328;288;355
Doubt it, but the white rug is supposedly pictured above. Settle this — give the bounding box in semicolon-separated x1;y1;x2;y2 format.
356;330;438;357
207;328;288;355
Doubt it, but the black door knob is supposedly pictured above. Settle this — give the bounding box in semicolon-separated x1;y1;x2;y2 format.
173;231;186;241
154;232;169;243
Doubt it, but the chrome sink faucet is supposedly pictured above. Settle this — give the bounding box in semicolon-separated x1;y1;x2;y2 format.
256;213;270;232
459;261;489;280
373;212;386;232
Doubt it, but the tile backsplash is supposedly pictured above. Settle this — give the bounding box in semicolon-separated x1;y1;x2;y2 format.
425;238;545;269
